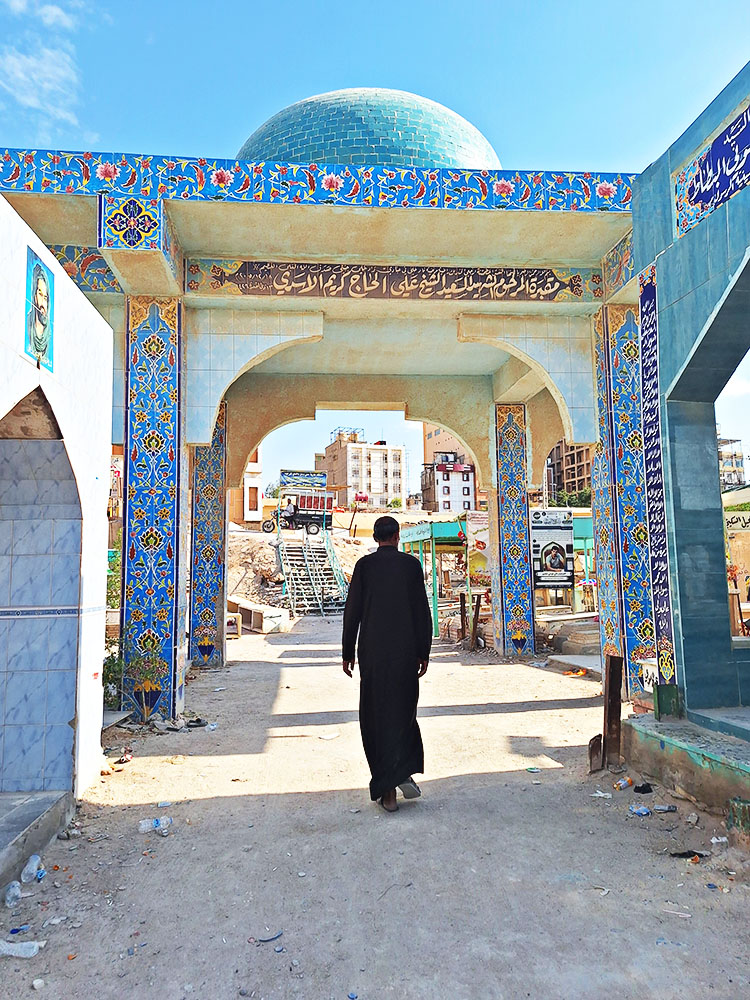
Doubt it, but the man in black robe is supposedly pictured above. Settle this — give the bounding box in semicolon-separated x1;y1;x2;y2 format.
342;516;432;812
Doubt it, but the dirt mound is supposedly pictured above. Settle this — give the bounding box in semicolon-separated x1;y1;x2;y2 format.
331;532;374;580
226;530;285;605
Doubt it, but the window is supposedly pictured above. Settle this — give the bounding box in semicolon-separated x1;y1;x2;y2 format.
427;431;432;439
246;487;258;509
462;472;470;482
463;487;470;496
443;501;451;510
442;472;450;481
442;486;450;495
463;501;470;510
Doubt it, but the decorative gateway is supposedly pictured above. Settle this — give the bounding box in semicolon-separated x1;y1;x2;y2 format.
530;508;575;589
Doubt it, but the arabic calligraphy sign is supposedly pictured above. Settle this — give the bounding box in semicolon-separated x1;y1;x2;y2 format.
185;259;603;303
726;512;750;532
675;103;750;235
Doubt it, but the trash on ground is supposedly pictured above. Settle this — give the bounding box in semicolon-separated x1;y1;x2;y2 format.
0;939;46;958
591;789;612;799
711;836;729;844
613;777;633;790
532;779;542;785
274;945;284;953
213;687;226;692
138;817;174;836
670;849;708;858
686;812;699;826
349;808;360;814
257;930;283;943
207;722;219;732
688;855;702;864
3;881;21;907
654;804;677;813
525;767;541;773
591;885;609;896
42;916;67;928
9;924;30;934
633;782;653;794
157;801;172;808
629;804;651;817
32;980;45;990
21;854;42;883
115;752;133;764
297;871;306;877
563;668;587;677
706;883;719;890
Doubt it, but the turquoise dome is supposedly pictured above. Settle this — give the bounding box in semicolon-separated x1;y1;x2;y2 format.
237;88;500;169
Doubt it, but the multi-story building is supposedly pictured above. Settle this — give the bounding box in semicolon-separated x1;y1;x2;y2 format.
421;451;476;513
717;426;746;489
548;440;592;495
423;422;486;509
315;428;406;508
227;447;263;525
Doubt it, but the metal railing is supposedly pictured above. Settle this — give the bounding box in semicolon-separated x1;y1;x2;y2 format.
278;538;302;616
302;537;326;616
324;530;349;601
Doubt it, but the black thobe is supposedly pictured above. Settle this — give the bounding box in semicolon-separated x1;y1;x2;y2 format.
342;545;433;800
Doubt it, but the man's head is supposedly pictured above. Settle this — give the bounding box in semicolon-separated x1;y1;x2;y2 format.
373;515;399;547
32;264;49;329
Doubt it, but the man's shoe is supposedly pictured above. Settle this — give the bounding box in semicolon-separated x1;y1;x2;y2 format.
398;778;421;799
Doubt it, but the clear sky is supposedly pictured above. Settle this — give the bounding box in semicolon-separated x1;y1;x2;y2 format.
1;0;748;488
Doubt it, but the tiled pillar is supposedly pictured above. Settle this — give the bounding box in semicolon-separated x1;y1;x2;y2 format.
495;404;534;654
605;306;656;695
189;402;227;666
638;265;676;684
122;296;188;720
592;309;625;665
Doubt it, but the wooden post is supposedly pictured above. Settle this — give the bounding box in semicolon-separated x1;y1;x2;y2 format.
470;593;482;651
459;592;467;639
602;653;623;767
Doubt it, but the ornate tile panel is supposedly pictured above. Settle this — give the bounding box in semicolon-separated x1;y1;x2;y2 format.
486;486;504;652
496;404;534;654
603;229;634;298
592;309;624;661
0;146;636;215
189;402;227;666
608;306;656;695
49;245;121;293
122;297;184;720
98;194;162;250
675;104;750;235
638;264;676;683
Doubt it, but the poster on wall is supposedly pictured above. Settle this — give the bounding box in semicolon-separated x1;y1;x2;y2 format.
466;510;491;588
24;247;54;372
531;508;574;588
279;469;327;491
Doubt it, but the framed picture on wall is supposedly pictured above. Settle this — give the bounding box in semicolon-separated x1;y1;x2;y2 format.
24;247;54;372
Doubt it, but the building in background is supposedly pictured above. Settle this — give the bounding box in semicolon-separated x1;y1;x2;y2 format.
717;426;746;489
548;440;593;496
423;422;486;509
315;427;406;508
422;451;476;512
227;448;263;525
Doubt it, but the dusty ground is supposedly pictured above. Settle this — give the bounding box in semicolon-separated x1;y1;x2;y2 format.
3;618;750;999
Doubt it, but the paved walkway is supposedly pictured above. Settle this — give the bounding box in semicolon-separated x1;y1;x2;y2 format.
3;618;748;999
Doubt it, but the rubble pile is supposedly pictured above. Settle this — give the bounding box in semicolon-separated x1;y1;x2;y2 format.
226;530;285;605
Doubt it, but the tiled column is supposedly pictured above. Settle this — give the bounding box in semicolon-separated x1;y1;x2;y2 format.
606;306;656;695
189;402;227;666
592;309;625;665
495;404;534;654
122;296;188;720
638;265;676;684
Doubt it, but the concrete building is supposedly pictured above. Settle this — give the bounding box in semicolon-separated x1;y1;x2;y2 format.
548;440;593;495
315;428;406;508
423;422;485;508
227;448;263;525
717;427;745;489
421;451;476;512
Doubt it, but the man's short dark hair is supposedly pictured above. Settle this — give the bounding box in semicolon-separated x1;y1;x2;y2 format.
373;515;399;542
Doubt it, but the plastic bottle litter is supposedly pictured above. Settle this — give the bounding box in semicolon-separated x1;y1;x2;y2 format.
137;817;173;836
3;881;21;907
36;868;46;882
21;855;42;884
654;804;678;813
613;777;633;791
629;804;652;817
207;722;218;732
0;938;46;958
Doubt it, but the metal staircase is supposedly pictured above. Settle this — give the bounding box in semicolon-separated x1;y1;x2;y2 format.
278;534;348;616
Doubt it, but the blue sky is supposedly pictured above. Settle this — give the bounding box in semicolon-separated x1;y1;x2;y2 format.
1;0;748;489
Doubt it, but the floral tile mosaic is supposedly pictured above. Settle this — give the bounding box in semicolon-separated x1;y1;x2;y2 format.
49;245;121;293
189;402;227;667
0;146;636;215
121;297;184;720
496;404;534;655
603;229;634;298
98;194;162;250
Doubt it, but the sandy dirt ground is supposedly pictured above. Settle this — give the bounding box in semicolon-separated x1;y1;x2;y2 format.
3;617;749;999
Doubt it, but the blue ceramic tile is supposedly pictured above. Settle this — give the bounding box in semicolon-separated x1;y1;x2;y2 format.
209;334;234;371
0;440;31;479
0;479;38;504
43;721;73;781
12;519;52;556
36;479;79;506
45;671;76;724
4;673;45;725
0;555;10;605
0;673;5;723
7;619;49;672
0;521;12;556
1;776;44;792
50;555;80;606
51;519;81;555
187;370;212;409
22;440;69;479
0;622;7;672
10;555;51;606
47;616;78;668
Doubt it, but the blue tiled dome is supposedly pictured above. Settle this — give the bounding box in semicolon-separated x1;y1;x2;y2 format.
237;88;500;169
